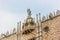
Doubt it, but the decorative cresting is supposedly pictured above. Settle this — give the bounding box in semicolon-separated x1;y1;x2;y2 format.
49;12;53;19
56;10;60;16
22;9;35;30
42;16;46;22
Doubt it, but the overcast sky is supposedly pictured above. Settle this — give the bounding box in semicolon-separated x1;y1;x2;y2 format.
0;0;60;34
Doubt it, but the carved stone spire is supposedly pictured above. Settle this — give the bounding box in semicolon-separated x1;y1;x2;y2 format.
36;14;38;23
27;9;31;18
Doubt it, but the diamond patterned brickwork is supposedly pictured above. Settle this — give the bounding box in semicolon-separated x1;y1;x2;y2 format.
42;15;60;40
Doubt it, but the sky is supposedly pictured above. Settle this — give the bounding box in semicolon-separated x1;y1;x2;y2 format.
0;0;60;35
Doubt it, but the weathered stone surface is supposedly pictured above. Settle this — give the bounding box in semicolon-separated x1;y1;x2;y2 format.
1;9;60;40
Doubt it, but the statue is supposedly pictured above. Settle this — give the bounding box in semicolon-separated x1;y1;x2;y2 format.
13;28;16;33
42;16;46;21
49;12;53;19
56;10;60;15
6;31;9;36
27;9;31;18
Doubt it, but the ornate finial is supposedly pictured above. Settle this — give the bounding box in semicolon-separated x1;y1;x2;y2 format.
13;28;16;33
39;13;41;22
36;14;38;23
46;14;48;19
56;10;60;15
27;9;31;18
6;31;9;36
42;16;46;21
49;12;53;19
